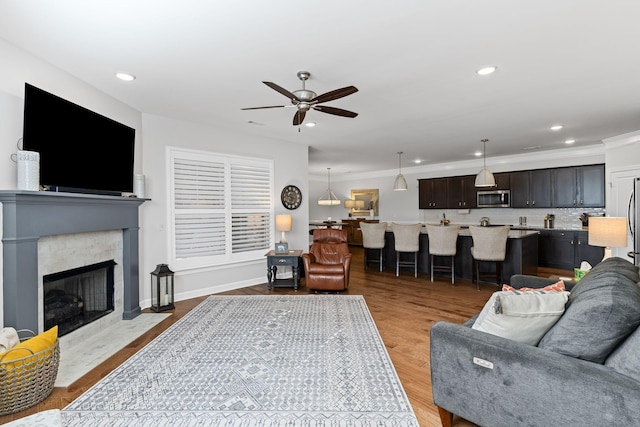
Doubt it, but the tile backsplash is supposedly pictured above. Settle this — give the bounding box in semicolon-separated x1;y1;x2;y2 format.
422;207;606;229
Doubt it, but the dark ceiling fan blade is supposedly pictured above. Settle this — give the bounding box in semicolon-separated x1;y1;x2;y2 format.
312;105;358;118
293;110;306;126
241;105;286;110
310;86;358;104
263;81;301;101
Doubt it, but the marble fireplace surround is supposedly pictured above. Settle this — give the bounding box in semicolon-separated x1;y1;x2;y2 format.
0;191;146;333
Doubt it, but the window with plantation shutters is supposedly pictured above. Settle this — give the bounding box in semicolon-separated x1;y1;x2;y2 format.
169;147;273;270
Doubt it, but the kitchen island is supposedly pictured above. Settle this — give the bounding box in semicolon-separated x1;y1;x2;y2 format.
382;227;539;284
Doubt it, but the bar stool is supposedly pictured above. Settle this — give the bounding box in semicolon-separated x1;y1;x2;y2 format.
391;223;423;277
469;225;510;290
426;224;460;284
360;221;387;272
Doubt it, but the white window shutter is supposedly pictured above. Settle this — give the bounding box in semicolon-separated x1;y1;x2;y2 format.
170;149;274;269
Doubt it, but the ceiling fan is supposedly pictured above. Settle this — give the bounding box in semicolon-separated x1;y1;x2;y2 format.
241;71;358;126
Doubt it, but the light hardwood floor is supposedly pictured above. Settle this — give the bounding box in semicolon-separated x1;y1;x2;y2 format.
0;247;568;426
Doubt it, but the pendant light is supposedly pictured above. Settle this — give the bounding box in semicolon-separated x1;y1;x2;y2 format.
475;139;496;187
318;167;341;205
393;151;408;191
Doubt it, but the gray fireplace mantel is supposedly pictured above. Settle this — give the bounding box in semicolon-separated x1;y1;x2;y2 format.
0;191;147;332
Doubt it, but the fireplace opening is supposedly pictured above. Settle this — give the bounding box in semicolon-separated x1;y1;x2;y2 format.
43;260;116;337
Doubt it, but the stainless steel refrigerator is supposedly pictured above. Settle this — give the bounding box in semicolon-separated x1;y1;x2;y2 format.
629;177;640;266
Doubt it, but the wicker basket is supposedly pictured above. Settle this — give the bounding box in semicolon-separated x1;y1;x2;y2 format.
0;330;60;416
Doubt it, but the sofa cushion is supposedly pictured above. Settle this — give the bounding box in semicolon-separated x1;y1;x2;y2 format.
538;257;640;363
605;324;640;381
472;291;569;345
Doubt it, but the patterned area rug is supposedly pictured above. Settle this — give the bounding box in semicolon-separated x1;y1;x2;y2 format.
61;295;419;426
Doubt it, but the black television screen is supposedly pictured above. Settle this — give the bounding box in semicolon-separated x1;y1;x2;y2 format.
22;83;135;195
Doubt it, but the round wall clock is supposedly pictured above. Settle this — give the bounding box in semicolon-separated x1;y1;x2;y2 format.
281;185;302;210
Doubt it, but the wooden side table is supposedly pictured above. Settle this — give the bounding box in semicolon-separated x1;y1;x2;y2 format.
265;250;303;291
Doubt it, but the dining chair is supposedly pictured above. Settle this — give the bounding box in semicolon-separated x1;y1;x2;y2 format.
469;225;510;290
426;224;460;284
360;221;387;272
391;223;423;277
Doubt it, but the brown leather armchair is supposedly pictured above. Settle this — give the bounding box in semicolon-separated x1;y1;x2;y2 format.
302;228;352;292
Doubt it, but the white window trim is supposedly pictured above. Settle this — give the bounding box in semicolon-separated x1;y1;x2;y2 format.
167;146;274;271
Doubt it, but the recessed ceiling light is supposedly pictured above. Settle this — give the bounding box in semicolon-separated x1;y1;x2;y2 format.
115;72;136;81
565;139;575;144
550;124;563;131
305;122;316;127
476;66;497;76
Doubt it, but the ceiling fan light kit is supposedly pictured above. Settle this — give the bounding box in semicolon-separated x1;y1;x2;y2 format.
242;71;359;126
318;167;341;206
475;138;496;187
393;151;408;191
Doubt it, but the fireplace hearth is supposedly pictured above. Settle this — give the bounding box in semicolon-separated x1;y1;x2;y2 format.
44;260;116;337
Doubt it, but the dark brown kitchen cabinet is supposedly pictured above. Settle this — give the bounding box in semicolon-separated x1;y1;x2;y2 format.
552;164;605;208
493;172;511;190
578;165;605;207
511;169;551;208
446;175;477;209
537;229;603;270
419;178;448;209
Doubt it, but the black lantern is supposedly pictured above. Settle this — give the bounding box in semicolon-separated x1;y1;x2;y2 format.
150;264;174;312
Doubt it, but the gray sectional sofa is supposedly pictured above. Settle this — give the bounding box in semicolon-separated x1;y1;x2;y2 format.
430;257;640;427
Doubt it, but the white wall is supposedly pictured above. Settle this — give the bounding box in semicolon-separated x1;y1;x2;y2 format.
139;114;309;305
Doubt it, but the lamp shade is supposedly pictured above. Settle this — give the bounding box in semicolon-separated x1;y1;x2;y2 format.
475;139;496;188
275;214;292;232
588;217;627;248
474;168;496;187
393;173;408;191
344;199;357;208
393;151;408;191
275;214;292;243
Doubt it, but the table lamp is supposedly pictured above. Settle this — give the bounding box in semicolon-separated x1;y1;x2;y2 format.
588;216;628;260
344;199;365;216
275;214;292;243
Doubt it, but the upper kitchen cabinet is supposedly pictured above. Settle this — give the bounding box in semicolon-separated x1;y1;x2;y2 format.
493;172;511;190
510;169;552;208
419;178;448;209
552;164;605;208
446;175;477;209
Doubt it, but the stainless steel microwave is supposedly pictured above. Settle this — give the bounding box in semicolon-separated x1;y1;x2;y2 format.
477;190;511;208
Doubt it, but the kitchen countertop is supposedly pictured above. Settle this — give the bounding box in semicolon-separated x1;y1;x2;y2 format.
383;224;539;239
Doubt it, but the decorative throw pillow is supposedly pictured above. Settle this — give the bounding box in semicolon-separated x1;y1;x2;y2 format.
0;325;58;364
502;280;566;293
472;291;570;345
538;257;640;363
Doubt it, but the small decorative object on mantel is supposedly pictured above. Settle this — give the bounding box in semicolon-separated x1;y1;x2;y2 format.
150;264;174;312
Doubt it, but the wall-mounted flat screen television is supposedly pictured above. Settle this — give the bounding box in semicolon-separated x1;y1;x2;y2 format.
22;83;135;196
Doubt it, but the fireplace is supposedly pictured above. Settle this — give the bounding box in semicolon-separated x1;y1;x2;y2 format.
0;191;146;333
43;260;116;337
